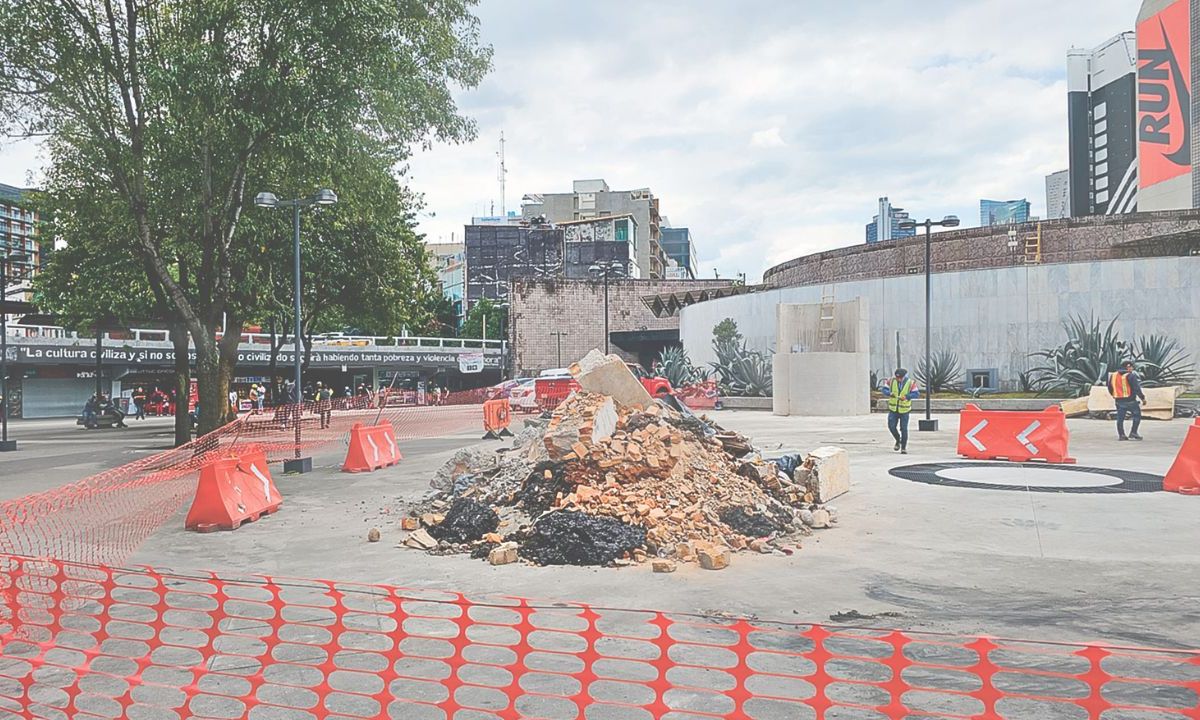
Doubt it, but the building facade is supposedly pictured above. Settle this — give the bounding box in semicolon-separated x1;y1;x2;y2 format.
426;242;466;325
521;179;667;278
660;227;698;279
864;197;916;244
462;224;564;306
980;198;1032;225
0;183;39;301
559;215;638;279
1045;170;1071;219
1067;32;1139;217
1135;0;1195;211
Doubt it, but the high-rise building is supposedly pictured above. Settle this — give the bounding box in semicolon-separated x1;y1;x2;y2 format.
1066;32;1139;216
1136;0;1195;211
559;214;639;279
980;199;1032;226
425;242;466;326
1045;170;1071;219
463;224;563;305
521;179;668;278
864;197;916;244
0;183;40;302
659;227;698;279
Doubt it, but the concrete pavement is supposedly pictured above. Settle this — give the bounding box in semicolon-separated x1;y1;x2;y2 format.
4;410;1197;648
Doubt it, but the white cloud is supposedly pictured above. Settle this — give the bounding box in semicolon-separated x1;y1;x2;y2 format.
0;0;1139;281
749;128;787;149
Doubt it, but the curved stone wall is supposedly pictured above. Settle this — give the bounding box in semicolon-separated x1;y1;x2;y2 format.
763;211;1200;290
685;256;1200;391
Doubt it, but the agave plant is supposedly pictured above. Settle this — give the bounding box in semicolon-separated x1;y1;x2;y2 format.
655;346;706;388
709;320;772;396
1028;315;1131;397
915;349;963;393
1135;334;1196;388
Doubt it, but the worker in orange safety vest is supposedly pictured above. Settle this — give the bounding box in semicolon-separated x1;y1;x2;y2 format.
1106;360;1146;441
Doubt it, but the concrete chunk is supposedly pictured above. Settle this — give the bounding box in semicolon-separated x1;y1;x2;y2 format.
488;541;519;566
652;559;677;573
571;349;653;408
404;528;437;550
697;544;730;571
805;446;850;503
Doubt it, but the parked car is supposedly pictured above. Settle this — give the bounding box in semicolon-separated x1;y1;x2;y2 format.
486;378;531;400
507;379;539;412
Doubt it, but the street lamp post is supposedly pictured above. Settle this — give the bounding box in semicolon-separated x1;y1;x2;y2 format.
1;250;30;452
254;188;338;474
898;214;960;432
550;330;568;367
588;261;625;355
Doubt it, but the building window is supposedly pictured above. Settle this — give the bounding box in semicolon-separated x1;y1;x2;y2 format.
614;220;629;242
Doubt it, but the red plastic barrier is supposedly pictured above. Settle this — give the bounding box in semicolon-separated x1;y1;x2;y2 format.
1;552;1198;720
342;420;403;473
481;398;514;440
1164;417;1200;494
184;446;281;531
536;376;579;411
677;380;720;410
958;403;1076;463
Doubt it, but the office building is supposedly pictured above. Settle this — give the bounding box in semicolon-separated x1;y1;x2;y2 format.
0;183;39;302
980;199;1032;226
864;197;916;244
659;227;698;279
521;179;667;278
1136;0;1195;211
1045;170;1070;219
1066;32;1138;216
426;242;465;325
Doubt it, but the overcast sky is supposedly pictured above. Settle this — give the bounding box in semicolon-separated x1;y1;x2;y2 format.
0;0;1137;280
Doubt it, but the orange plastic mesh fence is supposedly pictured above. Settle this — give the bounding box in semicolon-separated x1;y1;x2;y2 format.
1;552;1197;720
0;390;489;568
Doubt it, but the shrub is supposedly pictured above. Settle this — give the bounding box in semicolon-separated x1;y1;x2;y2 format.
655;346;706;388
916;349;962;393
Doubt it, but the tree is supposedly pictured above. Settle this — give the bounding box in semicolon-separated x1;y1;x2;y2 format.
461;298;505;341
0;0;491;434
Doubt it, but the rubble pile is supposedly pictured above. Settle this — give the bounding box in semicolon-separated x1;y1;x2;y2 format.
404;351;848;570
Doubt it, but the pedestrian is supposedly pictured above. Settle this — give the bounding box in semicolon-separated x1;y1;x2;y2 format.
316;381;333;429
1107;360;1146;441
879;368;920;454
228;388;239;419
132;386;147;421
248;384;260;414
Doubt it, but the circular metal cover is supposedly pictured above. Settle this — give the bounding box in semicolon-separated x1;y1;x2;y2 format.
889;462;1163;494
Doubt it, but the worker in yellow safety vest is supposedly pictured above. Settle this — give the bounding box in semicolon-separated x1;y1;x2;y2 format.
879;368;921;454
1106;360;1146;441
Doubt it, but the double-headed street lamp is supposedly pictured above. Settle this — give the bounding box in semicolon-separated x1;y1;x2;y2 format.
254;188;338;473
1;249;30;452
898;214;960;432
588;261;625;355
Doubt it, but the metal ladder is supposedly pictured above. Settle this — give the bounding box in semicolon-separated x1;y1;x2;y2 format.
819;285;837;347
1023;223;1042;264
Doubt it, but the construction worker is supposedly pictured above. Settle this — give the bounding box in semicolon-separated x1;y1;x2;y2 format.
1107;360;1146;441
316;381;334;429
132;386;147;420
879;368;921;454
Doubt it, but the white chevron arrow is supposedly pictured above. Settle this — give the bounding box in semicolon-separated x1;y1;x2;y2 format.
964;420;988;451
248;463;271;501
366;434;380;462
1017;421;1040;454
384;432;397;459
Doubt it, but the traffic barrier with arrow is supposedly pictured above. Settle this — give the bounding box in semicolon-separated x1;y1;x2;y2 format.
957;403;1076;464
185;446;282;531
342;420;403;473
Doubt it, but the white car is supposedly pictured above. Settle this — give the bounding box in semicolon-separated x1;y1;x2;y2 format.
507;379;539;412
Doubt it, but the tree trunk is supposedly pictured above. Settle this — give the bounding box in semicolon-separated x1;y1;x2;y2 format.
171;323;192;446
217;314;244;424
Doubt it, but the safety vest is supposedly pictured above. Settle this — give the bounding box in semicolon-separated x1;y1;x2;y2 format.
888;378;916;413
1110;371;1132;399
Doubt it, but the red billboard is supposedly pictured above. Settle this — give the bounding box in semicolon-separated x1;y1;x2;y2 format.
1138;0;1192;187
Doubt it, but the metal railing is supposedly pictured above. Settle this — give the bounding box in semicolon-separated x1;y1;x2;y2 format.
2;324;504;350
